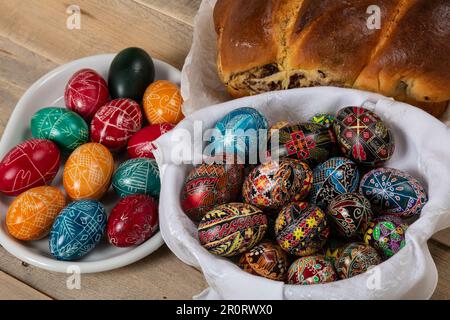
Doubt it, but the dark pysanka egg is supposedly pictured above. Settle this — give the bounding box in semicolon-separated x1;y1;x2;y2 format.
198;203;268;257
335;243;382;279
181;162;245;222
287;255;338;285
127;123;175;159
360;167;428;218
108;47;155;102
333;106;395;167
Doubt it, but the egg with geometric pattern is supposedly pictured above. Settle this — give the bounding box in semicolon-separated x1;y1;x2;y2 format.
287;255;338;285
335;242;382;279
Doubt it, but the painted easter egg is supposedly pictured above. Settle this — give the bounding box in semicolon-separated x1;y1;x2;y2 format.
31;107;89;153
311;157;360;210
143;80;184;125
181;162;245;222
198;203;268;257
209;107;268;158
309;113;335;128
335;242;382;279
50;200;106;261
324;238;347;265
364;216;408;260
90;98;143;151
64;68;109;120
327;193;373;239
242;159;313;210
269;123;335;167
63;143;114;200
287;255;338;285
360;168;428;218
108;47;155;102
0;139;60;196
112;158;160;198
275;202;329;256
6;186;66;241
239;242;288;281
127;123;175;159
333;106;395;166
107;194;158;247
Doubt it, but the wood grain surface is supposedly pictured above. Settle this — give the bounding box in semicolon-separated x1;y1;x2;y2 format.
0;0;448;300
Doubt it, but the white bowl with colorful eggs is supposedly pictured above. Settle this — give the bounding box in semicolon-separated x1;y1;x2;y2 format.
0;49;184;273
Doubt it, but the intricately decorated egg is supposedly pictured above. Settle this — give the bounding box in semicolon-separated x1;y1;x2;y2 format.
90;98;143;151
239;242;288;281
311;157;360;210
309;113;335;128
208;107;268;158
269;122;335;167
107;194;158;247
324;238;347;265
360;168;428;218
275;202;329;256
6;186;66;241
333;106;395;166
181;162;245;222
108;47;155;102
287;255;338;285
31;107;89;153
112;158;160;198
127;123;175;159
327;193;373;239
242;159;312;210
198;203;268;257
64;68;109;120
0;139;60;196
364;215;408;259
143;80;184;125
335;242;381;279
50;200;106;261
63;143;114;200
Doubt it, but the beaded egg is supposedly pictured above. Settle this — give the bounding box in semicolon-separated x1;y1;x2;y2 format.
242;159;312;210
309;113;335;128
112;158;160;198
143;80;184;125
275;202;329;256
269;122;335;167
50;200;107;261
311;157;360;210
364;216;408;260
287;255;338;285
239;242;288;281
335;242;382;279
31;107;89;153
181;162;245;222
198;203;268;257
90;98;143;151
0;139;60;196
6;186;66;241
333;106;395;166
327;193;373;239
63;143;114;200
127;123;175;159
360;168;428;218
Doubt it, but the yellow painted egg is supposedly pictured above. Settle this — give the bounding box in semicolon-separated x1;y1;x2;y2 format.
63;143;114;200
142;80;184;124
6;186;66;241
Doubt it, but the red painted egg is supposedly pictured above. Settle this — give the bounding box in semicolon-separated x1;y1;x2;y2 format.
90;98;143;151
64;68;110;120
107;194;158;247
0;139;60;196
127;123;175;159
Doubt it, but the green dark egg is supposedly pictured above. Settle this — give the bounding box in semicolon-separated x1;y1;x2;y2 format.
108;47;155;102
31;107;89;153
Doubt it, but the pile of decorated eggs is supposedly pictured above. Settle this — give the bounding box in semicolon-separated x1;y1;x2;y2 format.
180;106;429;284
0;47;184;261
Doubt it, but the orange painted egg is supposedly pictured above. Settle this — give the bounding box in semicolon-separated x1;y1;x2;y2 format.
142;80;184;124
6;186;66;241
63;143;114;200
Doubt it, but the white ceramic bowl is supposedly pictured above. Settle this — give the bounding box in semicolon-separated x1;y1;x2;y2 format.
0;54;180;273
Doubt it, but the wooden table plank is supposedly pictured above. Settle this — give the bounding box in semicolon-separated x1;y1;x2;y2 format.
430;240;450;300
0;271;52;300
433;229;450;248
134;0;201;26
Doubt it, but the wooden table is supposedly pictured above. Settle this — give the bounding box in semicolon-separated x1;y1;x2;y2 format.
0;0;448;300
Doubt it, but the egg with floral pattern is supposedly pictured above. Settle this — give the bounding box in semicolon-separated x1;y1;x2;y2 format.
287;255;337;285
335;242;381;279
143;80;184;125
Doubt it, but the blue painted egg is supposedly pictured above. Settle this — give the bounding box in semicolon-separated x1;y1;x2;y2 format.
112;158;160;198
50;200;106;261
311;157;360;209
208;107;268;158
360;168;428;218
